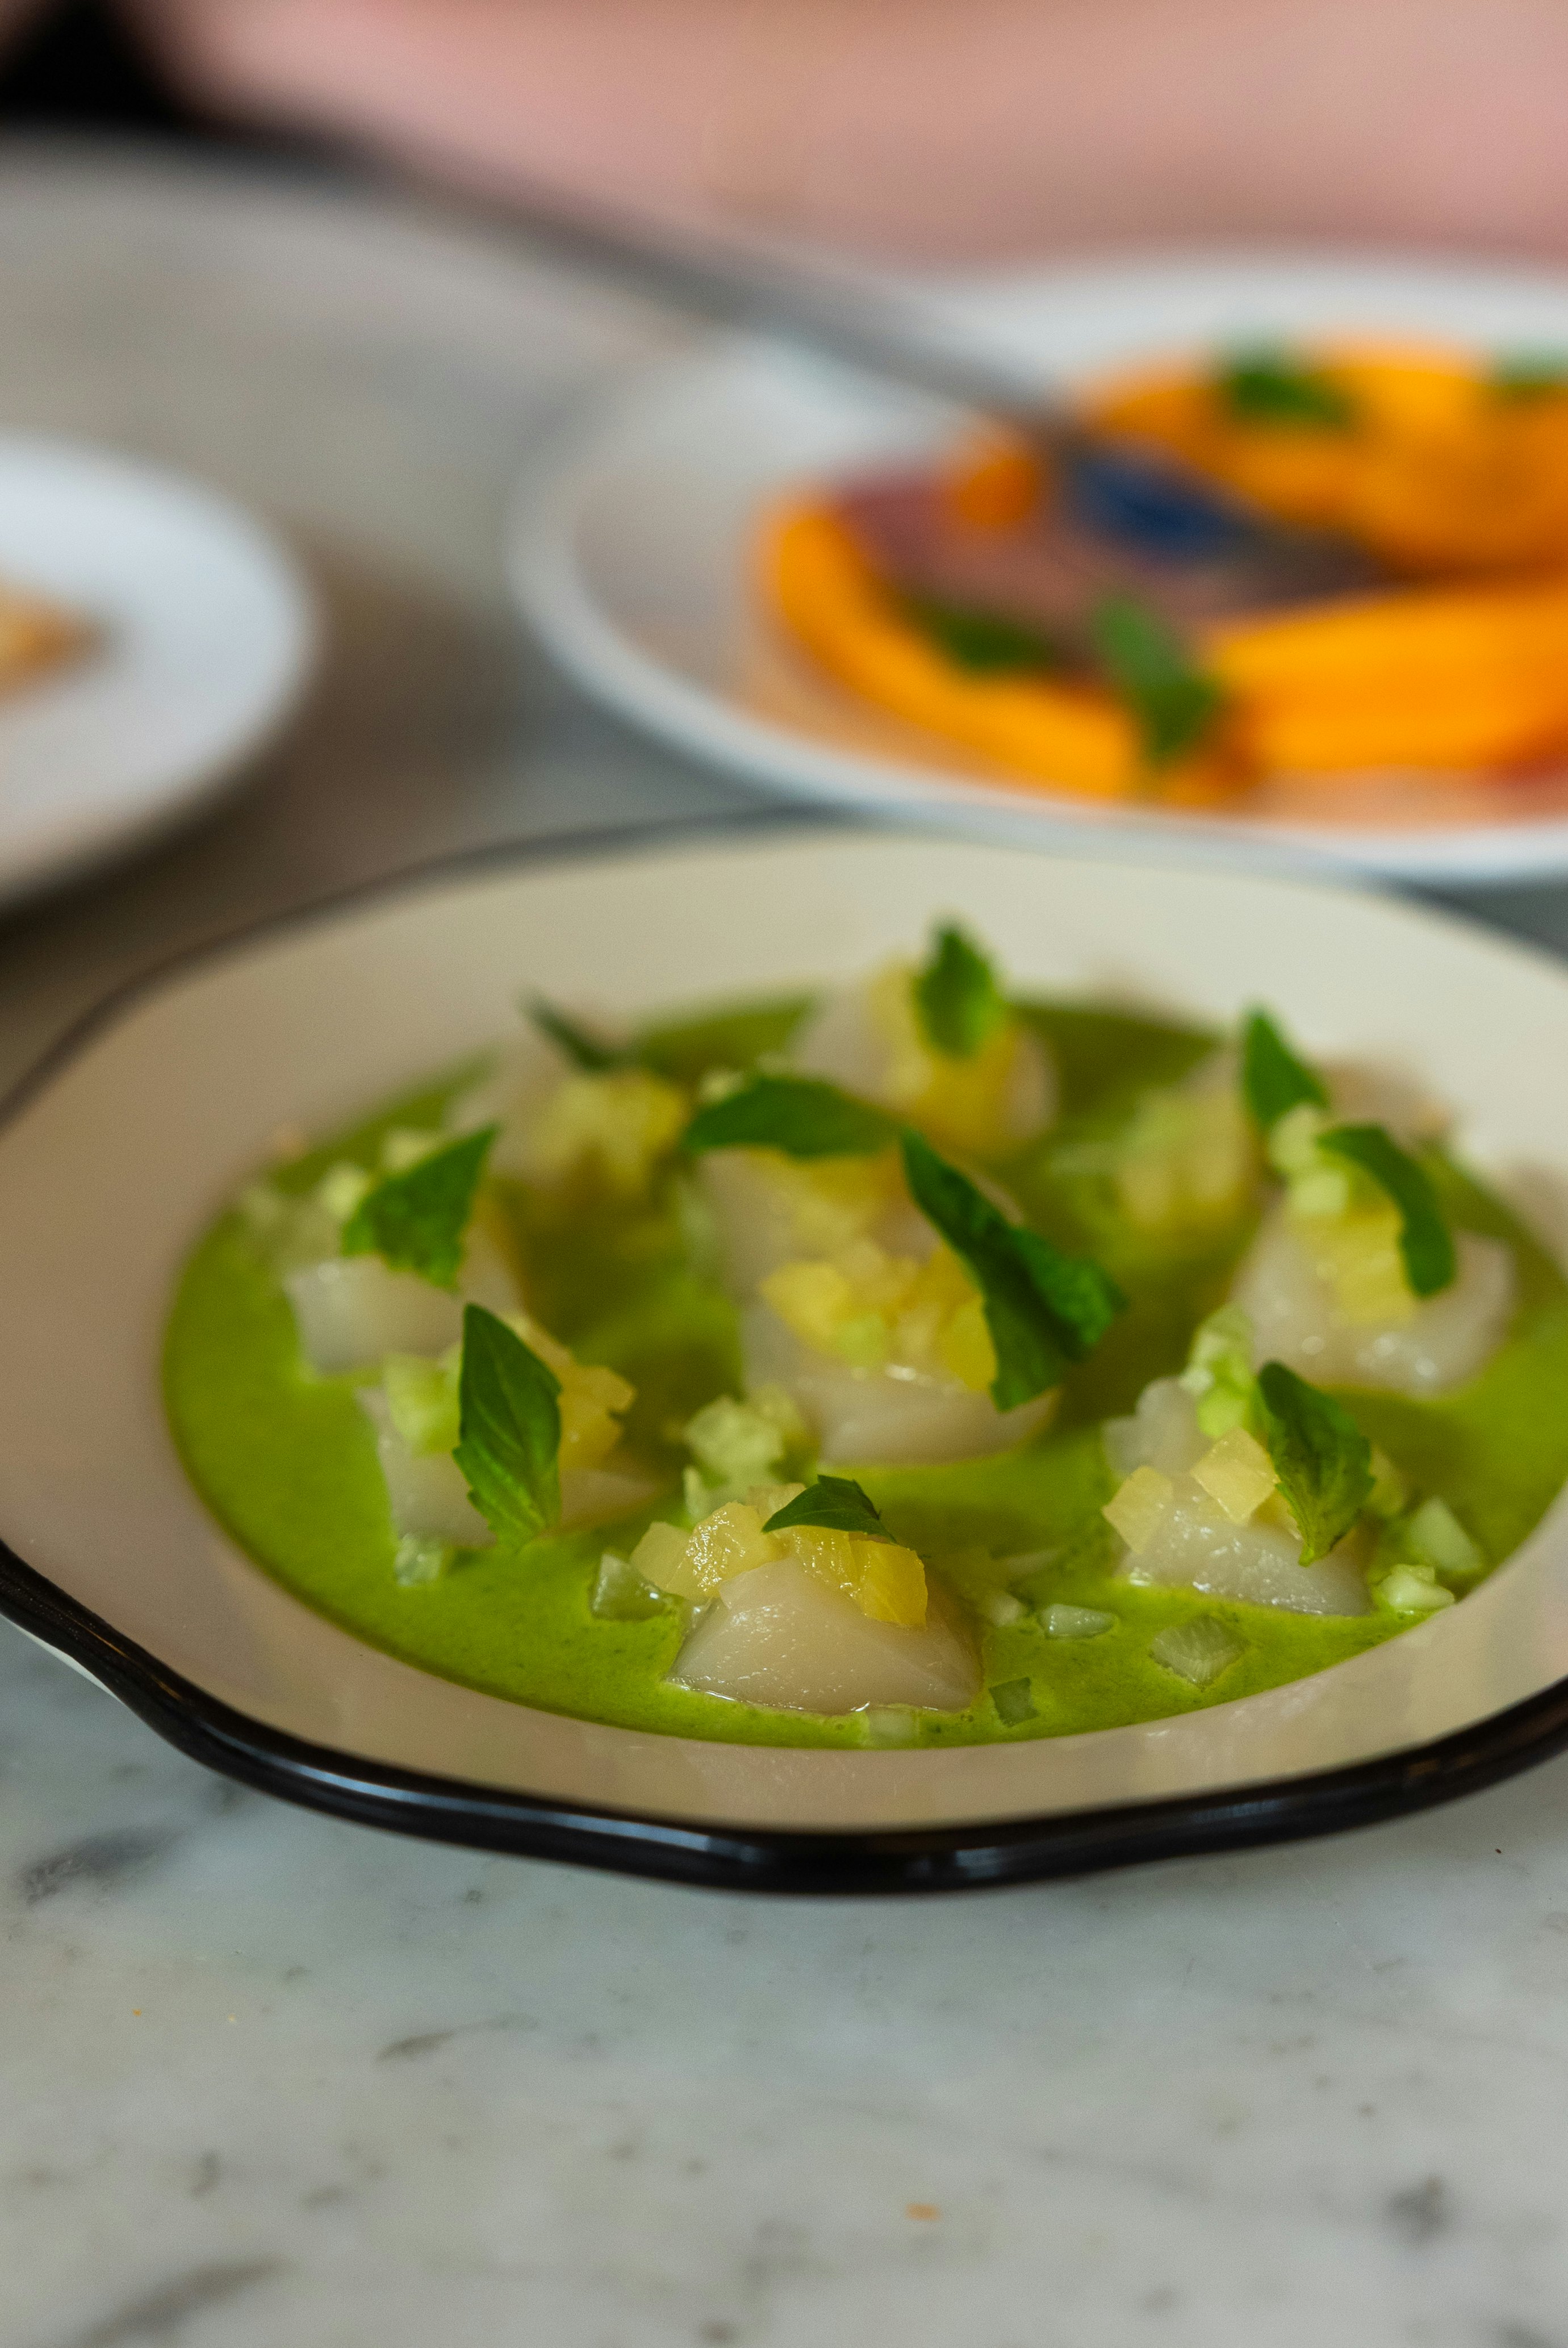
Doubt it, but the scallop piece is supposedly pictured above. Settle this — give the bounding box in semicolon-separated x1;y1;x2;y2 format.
792;964;1055;1153
1103;1377;1210;1480
1120;1481;1371;1616
286;1260;465;1378
697;1146;926;1298
1104;1375;1369;1615
666;1560;980;1714
359;1389;488;1545
743;1303;1055;1467
1232;1202;1515;1395
358;1392;654;1548
284;1223;519;1376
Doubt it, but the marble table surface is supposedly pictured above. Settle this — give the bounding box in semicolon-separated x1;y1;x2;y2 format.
4;139;1568;2348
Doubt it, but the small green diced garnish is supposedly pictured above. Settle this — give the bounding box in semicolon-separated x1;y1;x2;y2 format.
1149;1617;1244;1687
1374;1562;1456;1615
1043;1604;1115;1640
591;1551;673;1622
1405;1496;1483;1578
990;1677;1038;1726
393;1535;454;1587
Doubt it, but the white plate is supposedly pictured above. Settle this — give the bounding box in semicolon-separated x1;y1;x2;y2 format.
510;252;1568;885
3;824;1568;1891
0;436;316;908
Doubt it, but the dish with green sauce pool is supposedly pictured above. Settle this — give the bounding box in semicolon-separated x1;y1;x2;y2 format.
9;827;1568;1890
164;900;1566;1755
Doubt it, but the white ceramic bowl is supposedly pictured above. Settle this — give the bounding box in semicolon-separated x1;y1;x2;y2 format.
511;251;1568;885
4;825;1568;1891
0;435;316;908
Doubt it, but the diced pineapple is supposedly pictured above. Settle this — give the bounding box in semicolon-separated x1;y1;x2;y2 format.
634;1485;929;1628
629;1520;694;1591
1190;1426;1277;1526
855;1540;928;1628
1297;1201;1414;1326
1103;1464;1175;1553
779;1525;929;1628
938;1294;997;1393
761;1236;990;1389
768;1151;906;1259
761;1258;864;1351
501;1311;633;1472
523;1067;687;1194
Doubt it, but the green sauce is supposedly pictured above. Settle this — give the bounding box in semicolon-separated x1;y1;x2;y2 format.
163;997;1568;1750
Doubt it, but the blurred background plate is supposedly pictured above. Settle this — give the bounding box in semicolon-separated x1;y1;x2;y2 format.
510;251;1568;885
0;433;316;908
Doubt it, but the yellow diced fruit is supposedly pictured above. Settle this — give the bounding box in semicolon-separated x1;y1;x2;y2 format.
1304;1204;1414;1326
782;1525;929;1626
657;1502;781;1600
865;960;1028;1158
504;1311;632;1472
761;1259;860;1351
782;1524;860;1603
629;1520;695;1595
770;1151;904;1257
910;1027;1027;1160
1191;1426;1278;1525
1103;1465;1174;1554
855;1540;928;1628
938;1293;997;1393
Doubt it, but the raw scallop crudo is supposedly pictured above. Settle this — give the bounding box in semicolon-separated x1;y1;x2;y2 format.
165;926;1568;1749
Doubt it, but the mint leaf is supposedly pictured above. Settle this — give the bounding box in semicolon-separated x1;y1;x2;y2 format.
763;1475;889;1541
1492;352;1568;403
902;595;1057;675
1318;1122;1457;1297
1241;1008;1327;1132
683;1074;899;1159
900;1131;1124;1409
529;999;630;1072
340;1126;497;1290
452;1303;562;1547
1090;595;1227;766
1218;349;1357;428
1255;1360;1373;1564
914;925;1009;1060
